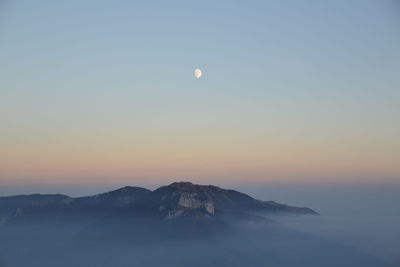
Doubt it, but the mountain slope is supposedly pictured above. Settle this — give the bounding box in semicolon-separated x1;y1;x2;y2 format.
146;182;317;219
0;182;317;224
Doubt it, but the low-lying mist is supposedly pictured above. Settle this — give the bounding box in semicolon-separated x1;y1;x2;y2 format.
0;214;397;267
270;214;400;266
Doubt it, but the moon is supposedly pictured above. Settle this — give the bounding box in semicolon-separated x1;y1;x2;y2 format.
194;68;202;78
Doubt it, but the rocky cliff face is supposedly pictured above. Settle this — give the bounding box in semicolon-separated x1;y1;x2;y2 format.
150;182;317;219
163;192;215;219
148;183;217;219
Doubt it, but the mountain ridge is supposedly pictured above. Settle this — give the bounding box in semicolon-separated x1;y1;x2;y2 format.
0;181;317;224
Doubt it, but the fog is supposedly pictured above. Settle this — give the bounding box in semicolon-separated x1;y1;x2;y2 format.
0;183;399;266
250;183;400;266
272;215;400;265
0;212;397;267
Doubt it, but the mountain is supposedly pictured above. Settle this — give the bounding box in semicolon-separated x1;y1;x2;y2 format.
145;182;317;219
0;183;395;267
0;194;70;223
0;182;317;224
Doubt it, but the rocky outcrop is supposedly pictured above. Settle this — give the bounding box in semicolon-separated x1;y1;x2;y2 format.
164;192;215;219
153;182;318;217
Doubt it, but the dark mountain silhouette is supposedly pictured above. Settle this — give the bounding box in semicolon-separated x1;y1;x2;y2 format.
0;182;316;224
0;183;395;267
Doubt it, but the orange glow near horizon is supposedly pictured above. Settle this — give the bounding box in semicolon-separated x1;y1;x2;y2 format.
1;128;399;186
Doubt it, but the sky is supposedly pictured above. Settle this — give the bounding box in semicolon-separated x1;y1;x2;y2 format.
0;0;399;193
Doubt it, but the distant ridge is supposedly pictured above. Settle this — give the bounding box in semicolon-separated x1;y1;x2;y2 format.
0;181;317;224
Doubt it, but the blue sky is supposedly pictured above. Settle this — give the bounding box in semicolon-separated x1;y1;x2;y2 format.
0;0;399;189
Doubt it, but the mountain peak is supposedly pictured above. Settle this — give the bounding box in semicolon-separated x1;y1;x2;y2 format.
166;181;222;192
168;181;195;189
107;186;151;195
170;181;193;186
0;182;317;225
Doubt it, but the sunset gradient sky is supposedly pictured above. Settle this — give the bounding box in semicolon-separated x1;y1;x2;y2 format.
1;0;399;192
